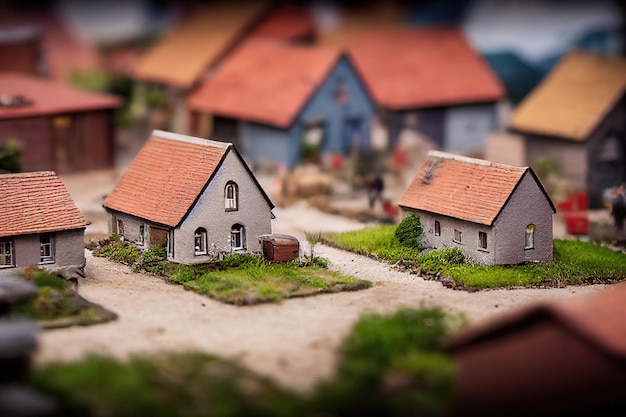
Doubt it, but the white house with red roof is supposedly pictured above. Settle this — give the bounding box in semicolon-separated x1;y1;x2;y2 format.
398;151;555;265
103;130;274;264
0;171;89;275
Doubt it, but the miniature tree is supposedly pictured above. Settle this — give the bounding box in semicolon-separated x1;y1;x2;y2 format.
395;214;424;250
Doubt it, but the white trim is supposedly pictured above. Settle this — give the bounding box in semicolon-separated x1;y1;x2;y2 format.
152;129;231;149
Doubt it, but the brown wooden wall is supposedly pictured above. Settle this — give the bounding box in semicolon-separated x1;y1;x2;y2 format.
0;39;40;76
0;110;116;173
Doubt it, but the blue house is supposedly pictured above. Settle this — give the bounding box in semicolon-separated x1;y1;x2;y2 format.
187;39;375;169
347;27;504;155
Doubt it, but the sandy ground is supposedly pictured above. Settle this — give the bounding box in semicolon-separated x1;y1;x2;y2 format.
35;183;610;393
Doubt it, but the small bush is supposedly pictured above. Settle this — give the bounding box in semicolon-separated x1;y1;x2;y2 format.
419;248;466;273
394;214;424;250
94;240;139;265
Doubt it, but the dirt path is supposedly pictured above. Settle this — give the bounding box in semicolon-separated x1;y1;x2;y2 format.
35;202;609;393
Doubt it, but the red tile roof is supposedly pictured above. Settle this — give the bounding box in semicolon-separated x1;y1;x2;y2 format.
347;27;504;109
398;151;553;226
0;171;89;238
188;40;341;128
0;72;120;120
103;130;274;227
249;4;315;42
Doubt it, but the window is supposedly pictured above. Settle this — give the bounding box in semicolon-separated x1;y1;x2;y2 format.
138;225;145;245
116;219;124;237
167;230;174;258
0;240;13;267
434;220;441;236
40;233;54;263
194;228;207;255
525;224;535;249
224;182;238;211
479;231;488;250
453;229;462;243
231;224;244;250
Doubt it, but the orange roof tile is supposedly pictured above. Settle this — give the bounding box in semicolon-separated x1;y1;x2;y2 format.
398;151;551;226
132;2;270;89
103;130;273;227
510;50;626;141
0;171;89;237
187;40;341;128
249;4;315;42
346;27;504;109
0;72;120;120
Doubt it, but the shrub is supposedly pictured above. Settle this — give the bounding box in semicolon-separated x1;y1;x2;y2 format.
395;214;424;250
419;248;466;273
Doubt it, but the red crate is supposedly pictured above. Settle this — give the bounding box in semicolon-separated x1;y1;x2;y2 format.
565;212;588;235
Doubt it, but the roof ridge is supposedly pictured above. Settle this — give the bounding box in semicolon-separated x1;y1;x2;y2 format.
152;129;231;148
427;150;527;170
0;170;57;179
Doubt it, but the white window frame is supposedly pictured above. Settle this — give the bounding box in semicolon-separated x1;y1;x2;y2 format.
0;240;14;268
194;228;207;255
224;182;238;211
39;233;55;264
230;224;244;250
453;229;462;243
434;220;441;236
116;219;124;237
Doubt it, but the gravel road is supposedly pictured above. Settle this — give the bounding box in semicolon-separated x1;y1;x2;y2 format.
35;200;609;393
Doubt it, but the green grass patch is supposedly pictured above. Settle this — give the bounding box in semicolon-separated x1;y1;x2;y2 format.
314;308;463;417
12;269;117;328
327;226;626;289
94;240;370;305
324;225;423;262
29;308;461;417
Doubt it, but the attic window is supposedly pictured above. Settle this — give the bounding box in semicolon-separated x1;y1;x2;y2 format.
0;94;33;108
333;78;348;105
225;182;238;211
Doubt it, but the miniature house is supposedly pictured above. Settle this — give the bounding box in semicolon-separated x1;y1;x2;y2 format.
0;171;89;275
447;282;626;417
103;130;275;264
398;151;556;265
0;72;120;173
187;39;375;170
131;2;271;134
508;50;626;209
346;27;504;154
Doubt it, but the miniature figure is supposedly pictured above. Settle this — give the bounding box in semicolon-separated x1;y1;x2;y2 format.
103;130;275;264
398;150;556;265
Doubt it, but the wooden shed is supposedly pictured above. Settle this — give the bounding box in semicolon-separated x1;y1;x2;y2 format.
259;234;299;262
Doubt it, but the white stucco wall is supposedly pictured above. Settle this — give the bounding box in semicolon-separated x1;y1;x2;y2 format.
172;149;273;264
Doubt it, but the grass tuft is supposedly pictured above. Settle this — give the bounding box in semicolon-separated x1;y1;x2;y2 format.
327;226;626;289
